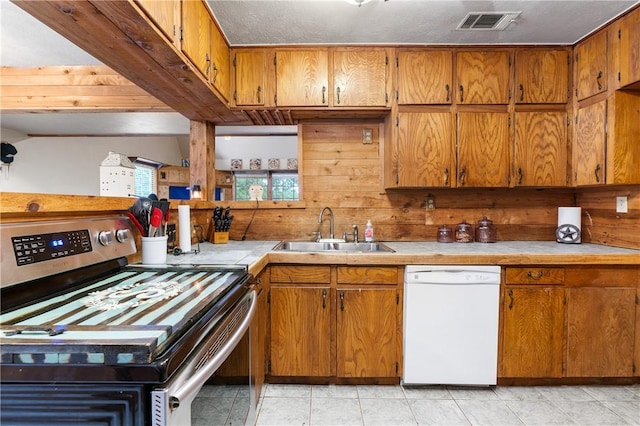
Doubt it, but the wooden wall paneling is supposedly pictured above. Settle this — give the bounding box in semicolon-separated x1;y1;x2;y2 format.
189;120;216;201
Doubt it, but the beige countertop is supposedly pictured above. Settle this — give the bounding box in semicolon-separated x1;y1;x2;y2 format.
164;240;640;272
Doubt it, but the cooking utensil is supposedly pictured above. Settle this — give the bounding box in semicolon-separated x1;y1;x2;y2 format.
149;207;163;237
127;211;145;236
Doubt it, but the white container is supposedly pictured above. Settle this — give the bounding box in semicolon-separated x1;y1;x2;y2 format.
141;236;168;265
364;219;374;242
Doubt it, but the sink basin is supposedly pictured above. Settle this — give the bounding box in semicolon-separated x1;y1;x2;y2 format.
273;241;394;253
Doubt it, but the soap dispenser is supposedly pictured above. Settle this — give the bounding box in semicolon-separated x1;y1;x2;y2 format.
364;220;374;242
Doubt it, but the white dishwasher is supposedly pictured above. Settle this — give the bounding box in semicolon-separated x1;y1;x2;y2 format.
403;265;501;386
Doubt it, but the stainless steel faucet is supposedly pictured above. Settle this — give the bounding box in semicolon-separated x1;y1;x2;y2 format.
318;207;334;239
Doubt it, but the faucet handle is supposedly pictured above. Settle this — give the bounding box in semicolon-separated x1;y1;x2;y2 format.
311;231;322;242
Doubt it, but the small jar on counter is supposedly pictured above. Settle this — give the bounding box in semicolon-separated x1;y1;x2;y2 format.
475;216;497;243
437;225;454;243
455;220;474;243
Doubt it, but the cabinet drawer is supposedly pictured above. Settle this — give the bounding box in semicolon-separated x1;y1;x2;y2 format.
337;266;397;285
270;265;331;284
506;267;564;285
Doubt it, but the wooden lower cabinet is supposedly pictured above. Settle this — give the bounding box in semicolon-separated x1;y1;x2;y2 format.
251;270;269;403
501;286;565;378
566;287;636;377
337;288;397;377
270;286;332;376
269;265;400;379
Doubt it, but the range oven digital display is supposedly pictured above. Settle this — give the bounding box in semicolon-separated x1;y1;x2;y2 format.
11;229;92;266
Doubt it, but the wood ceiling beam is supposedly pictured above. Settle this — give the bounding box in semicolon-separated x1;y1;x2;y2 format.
11;0;249;124
0;65;171;112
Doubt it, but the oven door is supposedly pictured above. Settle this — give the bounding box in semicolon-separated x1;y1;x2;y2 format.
151;289;257;426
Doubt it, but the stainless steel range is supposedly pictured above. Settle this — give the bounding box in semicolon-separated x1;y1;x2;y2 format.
0;217;256;426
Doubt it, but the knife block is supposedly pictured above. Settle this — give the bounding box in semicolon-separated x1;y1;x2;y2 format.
213;232;229;244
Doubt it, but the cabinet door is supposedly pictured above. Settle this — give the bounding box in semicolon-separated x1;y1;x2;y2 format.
575;31;608;101
457;112;511;187
250;271;268;406
210;22;230;102
397;112;452;187
270;287;332;376
333;48;387;107
181;0;211;78
456;51;512;104
567;287;636;377
515;49;569;104
276;49;329;106
234;49;266;106
135;0;177;43
575;100;606;185
618;7;640;87
514;111;567;187
397;50;452;104
336;288;397;378
502;287;565;378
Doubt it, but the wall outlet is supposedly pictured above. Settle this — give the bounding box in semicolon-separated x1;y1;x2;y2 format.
362;128;373;144
426;194;436;210
616;196;628;213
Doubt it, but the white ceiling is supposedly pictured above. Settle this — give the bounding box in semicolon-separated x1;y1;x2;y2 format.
1;0;639;138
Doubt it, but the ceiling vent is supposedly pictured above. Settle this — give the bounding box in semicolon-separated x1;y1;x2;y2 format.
457;11;521;31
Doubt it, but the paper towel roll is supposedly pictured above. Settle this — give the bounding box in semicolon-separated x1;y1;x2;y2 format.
557;207;581;243
178;205;191;253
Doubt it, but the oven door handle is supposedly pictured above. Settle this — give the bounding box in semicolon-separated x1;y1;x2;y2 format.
170;289;257;406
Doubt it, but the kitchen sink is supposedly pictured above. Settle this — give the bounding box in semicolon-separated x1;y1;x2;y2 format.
272;241;395;253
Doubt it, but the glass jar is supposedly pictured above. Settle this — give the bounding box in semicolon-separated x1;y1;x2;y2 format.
455;220;474;243
475;216;497;243
437;225;454;243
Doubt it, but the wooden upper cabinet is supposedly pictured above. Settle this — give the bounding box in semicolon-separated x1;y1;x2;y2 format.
575;30;608;101
617;6;640;87
514;111;567;187
456;50;512;104
333;48;387;107
135;0;178;43
575;99;606;186
210;21;230;102
457;112;511;187
397;50;453;104
181;0;211;78
515;49;569;104
275;49;329;107
233;49;267;106
397;112;453;187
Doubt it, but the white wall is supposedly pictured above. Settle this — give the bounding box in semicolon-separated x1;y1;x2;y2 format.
0;136;183;196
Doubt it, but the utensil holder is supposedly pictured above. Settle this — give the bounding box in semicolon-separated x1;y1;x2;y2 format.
214;232;229;244
141;236;168;264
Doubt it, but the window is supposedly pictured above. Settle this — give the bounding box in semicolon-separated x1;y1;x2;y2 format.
131;158;159;197
233;171;298;201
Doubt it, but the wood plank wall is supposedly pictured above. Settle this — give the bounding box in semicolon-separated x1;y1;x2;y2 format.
229;122;579;244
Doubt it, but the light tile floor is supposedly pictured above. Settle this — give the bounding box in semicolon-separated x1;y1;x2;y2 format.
193;383;640;425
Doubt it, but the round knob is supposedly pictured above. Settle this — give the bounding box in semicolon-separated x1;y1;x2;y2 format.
115;228;130;243
98;231;114;246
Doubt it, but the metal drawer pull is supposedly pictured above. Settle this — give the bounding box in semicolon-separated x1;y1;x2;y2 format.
322;289;327;309
508;289;514;310
527;271;543;280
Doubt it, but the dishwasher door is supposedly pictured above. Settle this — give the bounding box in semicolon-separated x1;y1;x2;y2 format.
403;265;500;386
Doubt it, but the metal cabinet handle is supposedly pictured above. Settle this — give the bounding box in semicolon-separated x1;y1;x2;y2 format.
336;86;341;105
459;168;466;186
322;289;327;309
595;164;601;183
205;53;211;77
517;167;523;185
340;291;344;311
519;84;524;101
508;289;514;310
445;84;450;102
257;86;262;104
459;84;464;102
444;168;449;186
596;71;603;90
212;63;218;83
527;271;543;280
322;86;326;104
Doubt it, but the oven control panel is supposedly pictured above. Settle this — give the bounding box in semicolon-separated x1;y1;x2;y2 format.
11;229;93;266
1;216;137;288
